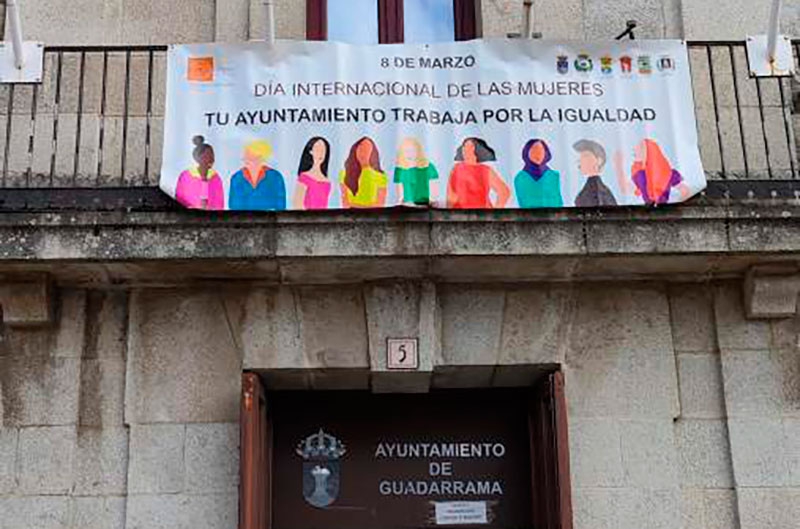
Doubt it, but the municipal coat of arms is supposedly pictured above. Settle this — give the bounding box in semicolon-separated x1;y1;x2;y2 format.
296;429;347;508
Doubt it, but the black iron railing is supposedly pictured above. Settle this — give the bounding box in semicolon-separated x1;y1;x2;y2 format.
0;42;796;190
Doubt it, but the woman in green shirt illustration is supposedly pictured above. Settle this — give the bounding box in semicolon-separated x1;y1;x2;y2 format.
514;138;563;208
394;137;438;206
340;137;388;208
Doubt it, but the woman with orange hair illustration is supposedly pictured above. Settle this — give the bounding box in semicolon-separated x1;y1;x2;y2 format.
614;139;690;206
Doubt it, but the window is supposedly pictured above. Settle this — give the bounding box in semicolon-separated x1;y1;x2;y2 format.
307;0;479;43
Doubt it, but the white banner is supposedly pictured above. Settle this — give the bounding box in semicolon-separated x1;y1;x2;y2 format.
161;39;705;211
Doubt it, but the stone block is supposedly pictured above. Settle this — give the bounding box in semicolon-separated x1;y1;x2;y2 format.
125;289;242;424
440;287;505;366
680;488;704;529
53;289;86;358
532;0;583;39
216;0;248;41
703;489;739;529
275;221;429;258
721;349;793;418
584;0;666;40
675;419;734;488
17;426;76;495
678;354;726;418
70;497;125;529
17;0;123;45
0;280;52;326
431;221;584;256
309;369;370;390
297;286;369;369
744;270;800;318
126;493;238;529
0;496;71;529
84;289;128;360
615;488;681;529
786;418;800;486
121;0;215;44
728;418;790;487
185;423;239;493
569;418;625;487
497;286;574;366
668;284;717;353
79;359;126;427
274;0;307;39
0;355;80;427
572;487;617;529
125;495;181;529
737;487;800;529
128;423;185;494
714;284;771;352
430;365;494;388
564;285;677;419
364;282;436;392
0;428;17;494
480;0;524;38
619;419;679;488
365;283;424;362
73;427;129;496
241;287;303;370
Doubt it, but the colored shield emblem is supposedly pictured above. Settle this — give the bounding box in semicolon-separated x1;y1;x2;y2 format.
302;461;340;508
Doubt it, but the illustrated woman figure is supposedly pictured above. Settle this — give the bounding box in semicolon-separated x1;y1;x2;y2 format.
447;138;510;209
394;137;438;206
614;139;689;206
175;135;225;210
229;140;286;211
514;139;563;208
293;137;332;210
339;137;388;208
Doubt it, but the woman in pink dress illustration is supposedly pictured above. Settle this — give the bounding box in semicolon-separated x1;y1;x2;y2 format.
292;137;332;210
175;135;225;210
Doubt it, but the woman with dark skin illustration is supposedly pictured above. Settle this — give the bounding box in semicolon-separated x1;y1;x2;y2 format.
175;135;225;210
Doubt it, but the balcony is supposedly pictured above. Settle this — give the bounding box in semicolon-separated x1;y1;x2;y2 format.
0;42;798;198
0;42;799;285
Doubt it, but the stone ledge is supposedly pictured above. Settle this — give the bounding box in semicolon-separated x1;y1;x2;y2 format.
744;265;800;319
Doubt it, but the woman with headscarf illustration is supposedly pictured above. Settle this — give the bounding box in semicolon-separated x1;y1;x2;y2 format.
614;139;690;206
514;138;563;208
293;137;332;210
229;139;286;211
339;137;388;208
394;137;438;206
447;138;510;209
175;135;225;210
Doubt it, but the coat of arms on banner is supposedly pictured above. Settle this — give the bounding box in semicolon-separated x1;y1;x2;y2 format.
296;429;347;508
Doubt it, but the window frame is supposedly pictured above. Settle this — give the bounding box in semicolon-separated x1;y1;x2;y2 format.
306;0;479;43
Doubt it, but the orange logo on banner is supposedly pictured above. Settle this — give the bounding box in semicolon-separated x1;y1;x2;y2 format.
187;57;214;82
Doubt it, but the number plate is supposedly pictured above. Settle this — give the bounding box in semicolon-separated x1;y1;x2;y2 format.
386;338;419;370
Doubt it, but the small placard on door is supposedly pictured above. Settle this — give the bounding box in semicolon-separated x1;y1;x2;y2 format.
434;501;488;525
386;338;418;370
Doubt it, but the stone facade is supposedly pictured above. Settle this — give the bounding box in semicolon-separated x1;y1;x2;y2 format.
1;1;800;529
1;279;799;528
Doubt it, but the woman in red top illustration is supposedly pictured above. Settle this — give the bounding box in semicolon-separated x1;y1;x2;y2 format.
447;138;510;209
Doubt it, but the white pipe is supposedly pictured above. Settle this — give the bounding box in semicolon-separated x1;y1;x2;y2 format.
263;0;275;44
522;0;533;39
6;0;25;69
767;0;782;64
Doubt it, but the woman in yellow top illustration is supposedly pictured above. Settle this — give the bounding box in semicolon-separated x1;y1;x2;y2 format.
340;137;388;208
